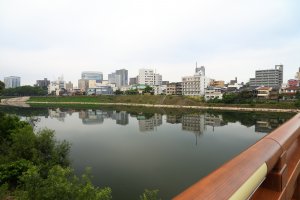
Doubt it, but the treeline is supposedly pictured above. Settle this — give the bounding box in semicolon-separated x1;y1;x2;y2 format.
1;85;47;96
207;91;300;107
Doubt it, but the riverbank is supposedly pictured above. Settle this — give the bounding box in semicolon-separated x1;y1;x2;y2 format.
26;96;300;113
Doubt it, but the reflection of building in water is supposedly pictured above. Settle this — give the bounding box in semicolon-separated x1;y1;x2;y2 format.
138;114;162;132
182;113;205;134
78;109;129;125
255;119;281;133
166;115;182;124
204;113;226;130
48;108;67;122
116;111;129;125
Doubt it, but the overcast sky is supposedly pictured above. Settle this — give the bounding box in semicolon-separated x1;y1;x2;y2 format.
1;0;300;86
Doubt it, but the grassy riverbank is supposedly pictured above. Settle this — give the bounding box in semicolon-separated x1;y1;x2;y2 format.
27;95;299;110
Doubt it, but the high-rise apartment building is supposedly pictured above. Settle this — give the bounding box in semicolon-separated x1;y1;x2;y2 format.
81;71;103;83
182;66;209;96
249;65;283;88
138;69;162;86
4;76;20;88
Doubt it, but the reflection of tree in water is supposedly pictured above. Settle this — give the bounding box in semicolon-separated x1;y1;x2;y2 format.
0;106;49;117
206;111;294;130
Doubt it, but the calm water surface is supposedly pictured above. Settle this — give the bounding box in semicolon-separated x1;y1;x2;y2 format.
0;106;294;199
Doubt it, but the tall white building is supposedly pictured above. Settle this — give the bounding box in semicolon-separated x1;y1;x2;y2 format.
182;66;210;96
295;67;300;80
48;76;66;95
138;69;162;86
4;76;20;88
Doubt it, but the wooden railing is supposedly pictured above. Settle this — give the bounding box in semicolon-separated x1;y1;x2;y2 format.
174;113;300;200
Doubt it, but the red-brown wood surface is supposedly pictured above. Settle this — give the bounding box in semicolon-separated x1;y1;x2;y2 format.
173;113;300;200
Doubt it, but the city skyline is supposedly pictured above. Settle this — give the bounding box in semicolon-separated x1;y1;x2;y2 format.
1;0;300;85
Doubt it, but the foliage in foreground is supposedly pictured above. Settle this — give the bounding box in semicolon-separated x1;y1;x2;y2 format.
0;113;112;200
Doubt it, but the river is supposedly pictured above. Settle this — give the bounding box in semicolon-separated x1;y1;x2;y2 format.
0;106;294;199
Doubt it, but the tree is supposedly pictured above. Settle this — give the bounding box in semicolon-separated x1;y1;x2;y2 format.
222;93;238;104
0;81;4;94
2;86;47;96
143;86;153;94
139;189;161;200
114;89;123;95
0;114;111;199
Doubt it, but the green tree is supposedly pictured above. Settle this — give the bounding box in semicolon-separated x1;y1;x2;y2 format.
16;166;112;200
222;93;238;104
139;189;161;200
0;81;4;94
0;114;113;199
143;86;153;94
295;99;300;108
114;89;123;95
2;86;47;96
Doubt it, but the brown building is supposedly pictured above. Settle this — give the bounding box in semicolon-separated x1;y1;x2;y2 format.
211;80;225;88
166;82;182;95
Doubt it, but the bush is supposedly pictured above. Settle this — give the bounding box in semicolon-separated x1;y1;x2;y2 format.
0;160;33;186
16;166;112;200
295;100;300;108
139;189;161;200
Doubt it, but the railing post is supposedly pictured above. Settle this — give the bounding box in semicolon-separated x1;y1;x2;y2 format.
293;176;300;199
263;151;288;191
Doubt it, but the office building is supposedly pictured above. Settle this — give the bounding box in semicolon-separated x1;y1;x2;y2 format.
108;69;128;88
182;66;210;96
65;81;73;92
78;79;89;92
36;78;50;88
249;65;283;88
129;77;138;85
81;71;103;83
4;76;20;88
138;69;162;86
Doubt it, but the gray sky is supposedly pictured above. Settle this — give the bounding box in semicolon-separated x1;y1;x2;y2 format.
1;0;300;86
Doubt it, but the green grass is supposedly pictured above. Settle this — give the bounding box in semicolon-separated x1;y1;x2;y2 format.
27;95;300;110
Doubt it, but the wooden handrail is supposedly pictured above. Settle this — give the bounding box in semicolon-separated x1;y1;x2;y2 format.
173;113;300;200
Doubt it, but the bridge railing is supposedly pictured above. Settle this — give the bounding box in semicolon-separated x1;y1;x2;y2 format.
173;113;300;200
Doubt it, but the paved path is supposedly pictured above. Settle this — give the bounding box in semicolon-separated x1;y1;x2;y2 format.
0;97;30;107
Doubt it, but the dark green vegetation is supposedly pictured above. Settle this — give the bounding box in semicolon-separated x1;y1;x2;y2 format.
0;113;112;200
0;111;161;200
208;92;300;108
27;95;300;109
0;81;4;95
2;86;47;96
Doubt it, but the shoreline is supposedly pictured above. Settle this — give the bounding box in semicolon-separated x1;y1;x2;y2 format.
27;101;300;113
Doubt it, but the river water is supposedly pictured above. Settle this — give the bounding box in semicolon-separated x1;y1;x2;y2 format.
0;106;294;199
